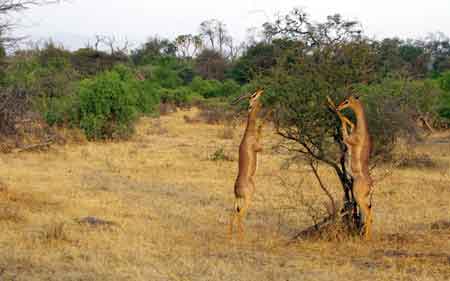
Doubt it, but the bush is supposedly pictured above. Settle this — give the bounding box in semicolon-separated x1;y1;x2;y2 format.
189;77;240;99
158;86;199;107
152;65;183;89
190;76;222;98
221;79;241;97
137;81;160;115
358;78;443;148
5;48;78;98
76;71;137;139
40;94;78;126
439;70;450;92
72;65;158;140
438;71;450;122
37;64;160;139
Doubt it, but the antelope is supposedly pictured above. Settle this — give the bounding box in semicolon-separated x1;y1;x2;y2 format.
330;95;373;240
229;89;265;239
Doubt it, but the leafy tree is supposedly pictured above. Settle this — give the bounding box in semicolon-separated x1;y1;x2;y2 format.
175;34;202;59
194;49;228;80
260;9;381;234
424;33;450;75
229;42;277;84
131;36;177;65
71;47;128;77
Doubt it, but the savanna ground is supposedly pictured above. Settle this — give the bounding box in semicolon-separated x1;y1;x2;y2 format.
0;109;449;281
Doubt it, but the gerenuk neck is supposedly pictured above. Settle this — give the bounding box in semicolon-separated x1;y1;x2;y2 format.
245;105;260;134
352;102;369;135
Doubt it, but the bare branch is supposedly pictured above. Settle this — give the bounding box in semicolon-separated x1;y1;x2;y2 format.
309;159;336;217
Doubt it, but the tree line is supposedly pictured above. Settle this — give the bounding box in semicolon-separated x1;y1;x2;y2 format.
1;3;450;145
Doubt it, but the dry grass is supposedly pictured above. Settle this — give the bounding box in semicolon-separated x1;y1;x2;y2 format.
0;108;449;281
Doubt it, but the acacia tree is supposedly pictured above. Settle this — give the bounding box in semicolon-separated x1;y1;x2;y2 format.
260;10;380;234
130;36;177;65
175;34;202;59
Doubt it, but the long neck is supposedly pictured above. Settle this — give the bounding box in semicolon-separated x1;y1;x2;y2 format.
245;104;260;134
352;102;369;134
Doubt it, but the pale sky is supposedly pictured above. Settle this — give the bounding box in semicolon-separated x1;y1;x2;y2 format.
15;0;450;50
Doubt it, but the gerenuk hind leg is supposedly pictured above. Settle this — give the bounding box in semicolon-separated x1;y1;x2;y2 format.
353;177;372;240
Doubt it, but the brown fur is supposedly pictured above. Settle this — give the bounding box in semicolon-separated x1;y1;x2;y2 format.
229;90;265;239
336;96;373;240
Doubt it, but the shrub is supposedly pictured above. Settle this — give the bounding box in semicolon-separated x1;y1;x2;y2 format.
136;81;160;115
5;43;79;98
152;65;183;89
438;71;450;122
221;79;240;97
190;76;223;98
40;94;78;126
358;78;443;147
439;70;450;92
73;65;159;140
76;72;137;139
159;86;199;107
38;64;160;139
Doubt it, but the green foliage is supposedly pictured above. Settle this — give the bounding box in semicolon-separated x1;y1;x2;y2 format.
76;68;137;139
158;86;199;107
221;79;240;97
4;45;78;98
438;71;450;120
49;64;160;140
190;76;239;98
71;48;128;77
439;71;450;92
357;79;441;154
131;37;177;65
229;42;276;84
152;65;183;89
190;76;219;98
0;44;5;59
137;81;161;115
40;95;78;126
